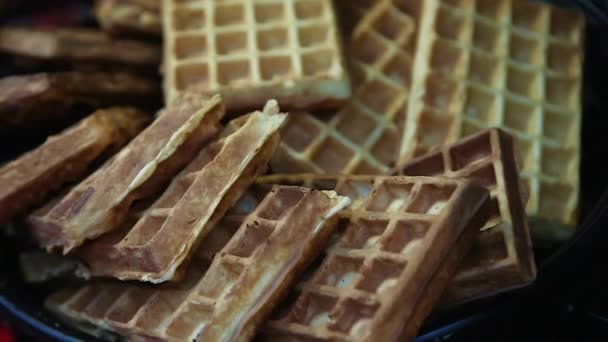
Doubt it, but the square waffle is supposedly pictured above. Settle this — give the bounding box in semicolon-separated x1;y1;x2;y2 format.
0;71;160;129
261;176;490;341
0;27;161;70
270;0;419;174
27;94;224;253
77;102;286;283
0;107;148;224
95;0;162;37
47;185;349;341
394;128;536;306
399;0;584;239
162;0;351;111
260;128;534;307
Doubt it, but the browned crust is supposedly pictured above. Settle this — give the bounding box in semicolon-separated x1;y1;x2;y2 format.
27;94;224;253
0;72;160;129
0;107;149;224
0;27;161;66
77;105;286;282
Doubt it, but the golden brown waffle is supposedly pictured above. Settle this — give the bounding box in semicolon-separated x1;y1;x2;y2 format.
27;94;225;253
270;0;419;174
399;0;583;239
77;102;287;283
261;176;490;341
261;129;534;308
0;27;161;69
393;128;536;306
46;185;349;341
0;71;160;129
95;0;161;37
0;107;149;224
162;0;351;111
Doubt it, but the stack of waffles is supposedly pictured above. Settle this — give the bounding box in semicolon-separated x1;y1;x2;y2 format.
0;0;585;341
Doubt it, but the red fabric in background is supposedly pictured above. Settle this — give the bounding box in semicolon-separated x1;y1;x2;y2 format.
0;322;14;342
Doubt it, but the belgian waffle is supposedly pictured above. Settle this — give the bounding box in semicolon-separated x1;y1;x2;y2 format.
262;176;490;341
0;107;149;224
27;94;224;253
0;71;160;129
399;0;584;239
270;0;419;174
261;129;533;308
393;128;536;306
77;102;286;283
95;0;162;37
47;185;349;341
162;0;351;111
0;27;161;69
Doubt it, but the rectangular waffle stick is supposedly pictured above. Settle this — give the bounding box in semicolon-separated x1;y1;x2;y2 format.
270;0;420;174
96;0;162;37
0;71;160;129
162;0;351;111
0;27;161;70
76;102;287;282
261;176;490;341
27;94;225;253
0;107;149;224
398;0;584;240
46;184;349;341
261;128;534;308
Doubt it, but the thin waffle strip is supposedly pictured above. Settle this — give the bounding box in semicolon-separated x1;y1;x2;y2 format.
0;71;160;129
95;0;161;37
270;0;419;174
0;107;148;224
28;94;225;253
47;185;349;341
262;176;490;341
399;0;583;238
77;102;287;283
0;27;161;68
162;0;351;111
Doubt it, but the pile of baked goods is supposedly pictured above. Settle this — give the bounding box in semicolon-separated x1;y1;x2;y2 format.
0;0;584;340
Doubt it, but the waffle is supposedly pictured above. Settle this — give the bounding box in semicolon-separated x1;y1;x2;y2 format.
27;94;225;253
0;71;160;129
46;185;349;341
393;128;536;306
261;176;490;341
261;129;533;308
0;27;161;70
270;0;419;174
0;107;148;224
162;0;351;111
399;0;584;239
95;0;161;37
77;102;286;283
